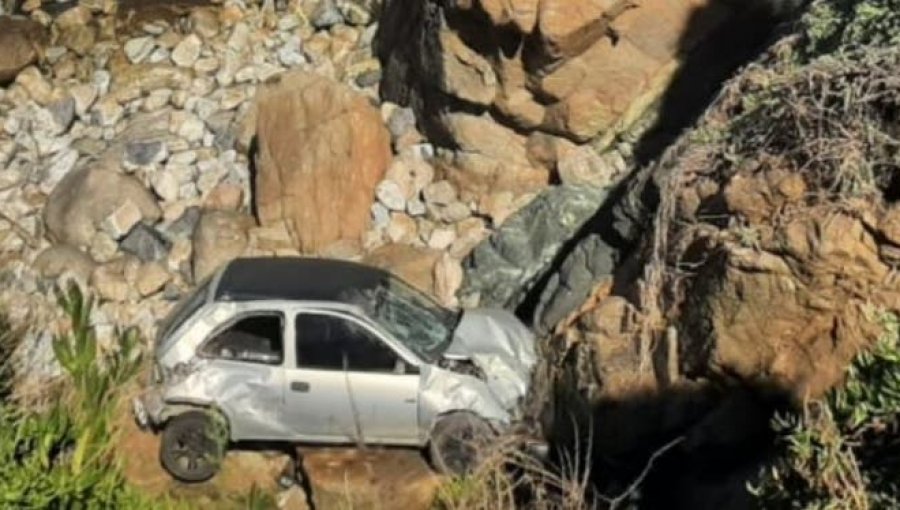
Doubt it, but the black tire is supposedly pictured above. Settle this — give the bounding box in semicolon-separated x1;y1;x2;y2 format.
428;413;496;476
159;411;225;483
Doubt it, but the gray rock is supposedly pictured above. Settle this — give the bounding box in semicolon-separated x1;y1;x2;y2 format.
48;97;76;134
387;106;416;141
371;202;390;229
227;22;250;52
338;0;373;25
142;21;167;35
162;281;182;301
278;36;306;67
529;165;659;333
176;115;206;143
41;148;79;194
150;171;179;202
69;83;98;117
124;36;155;64
459;185;609;311
14;331;62;382
375;180;406;211
531;234;619;334
124;140;167;167
120;224;171;262
206;111;237;152
92;69;111;96
148;47;171;64
311;0;343;29
406;197;426;216
163;206;201;240
43;163;162;248
277;13;301;31
355;69;381;88
171;34;202;68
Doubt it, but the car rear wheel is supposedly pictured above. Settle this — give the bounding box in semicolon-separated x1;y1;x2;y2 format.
429;413;496;476
160;411;225;483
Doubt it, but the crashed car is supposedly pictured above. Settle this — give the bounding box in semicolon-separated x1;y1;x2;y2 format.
133;257;540;482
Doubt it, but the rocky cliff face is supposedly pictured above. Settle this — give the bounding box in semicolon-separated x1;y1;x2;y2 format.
378;0;746;204
558;37;900;401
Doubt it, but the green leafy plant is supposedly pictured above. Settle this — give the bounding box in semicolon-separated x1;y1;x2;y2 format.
0;284;156;508
751;310;900;509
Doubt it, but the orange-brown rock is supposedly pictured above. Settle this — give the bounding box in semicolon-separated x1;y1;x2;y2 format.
254;71;392;253
380;0;740;147
438;111;551;199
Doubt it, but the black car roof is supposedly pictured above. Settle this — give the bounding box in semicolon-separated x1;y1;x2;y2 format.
214;257;392;303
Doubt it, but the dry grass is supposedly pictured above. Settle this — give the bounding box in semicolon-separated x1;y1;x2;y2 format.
433;431;597;510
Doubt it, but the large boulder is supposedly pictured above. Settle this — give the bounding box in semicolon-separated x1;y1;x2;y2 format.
254;71;392;253
0;16;44;85
459;185;609;312
43;164;162;250
33;244;96;284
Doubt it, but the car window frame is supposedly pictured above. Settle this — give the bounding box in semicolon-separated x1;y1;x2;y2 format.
293;308;420;374
196;310;287;367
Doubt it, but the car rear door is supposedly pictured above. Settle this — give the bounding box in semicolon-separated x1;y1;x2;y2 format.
192;311;287;441
284;310;420;444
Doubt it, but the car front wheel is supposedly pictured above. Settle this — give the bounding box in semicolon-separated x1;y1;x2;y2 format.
159;411;225;483
428;413;496;476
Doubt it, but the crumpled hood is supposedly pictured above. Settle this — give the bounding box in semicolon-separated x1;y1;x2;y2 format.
445;308;537;410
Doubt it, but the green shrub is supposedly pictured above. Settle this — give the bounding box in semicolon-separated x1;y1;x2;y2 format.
751;311;900;509
0;284;161;508
801;0;900;56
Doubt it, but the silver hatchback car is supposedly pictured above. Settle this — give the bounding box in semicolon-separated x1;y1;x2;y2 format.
133;257;539;482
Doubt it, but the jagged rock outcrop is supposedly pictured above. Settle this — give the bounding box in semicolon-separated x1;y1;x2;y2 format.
378;0;742;212
560;39;900;401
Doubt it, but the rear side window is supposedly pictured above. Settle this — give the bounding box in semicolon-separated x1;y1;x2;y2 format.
295;313;399;373
200;313;284;366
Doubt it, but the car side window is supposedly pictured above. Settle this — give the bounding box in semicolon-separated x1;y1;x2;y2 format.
200;313;284;366
295;313;400;373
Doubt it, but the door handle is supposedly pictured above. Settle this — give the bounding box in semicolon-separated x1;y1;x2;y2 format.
290;381;310;393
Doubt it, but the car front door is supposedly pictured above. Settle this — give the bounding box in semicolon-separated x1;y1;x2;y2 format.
284;311;420;444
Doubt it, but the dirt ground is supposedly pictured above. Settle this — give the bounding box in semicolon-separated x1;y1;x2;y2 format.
113;394;441;509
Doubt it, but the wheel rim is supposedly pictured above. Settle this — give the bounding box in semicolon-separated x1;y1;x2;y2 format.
169;427;215;475
440;425;481;474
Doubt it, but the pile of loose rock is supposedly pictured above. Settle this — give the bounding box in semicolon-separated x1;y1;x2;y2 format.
0;0;413;377
0;0;520;383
